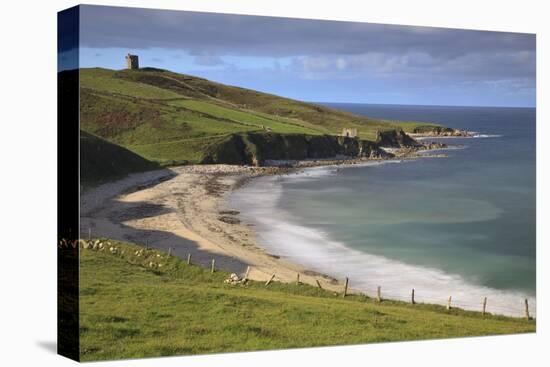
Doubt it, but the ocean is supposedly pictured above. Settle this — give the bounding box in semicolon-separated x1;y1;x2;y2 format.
229;104;536;316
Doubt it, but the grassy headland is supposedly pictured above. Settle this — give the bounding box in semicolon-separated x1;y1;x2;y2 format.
79;239;535;361
79;67;440;165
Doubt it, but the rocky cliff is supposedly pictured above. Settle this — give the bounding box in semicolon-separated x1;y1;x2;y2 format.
202;132;393;166
376;129;422;148
411;125;473;137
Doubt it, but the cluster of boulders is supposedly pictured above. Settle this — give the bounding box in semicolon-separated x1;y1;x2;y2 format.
421;141;448;150
147;261;163;269
134;248;163;258
387;140;449;157
80;239;124;255
134;249;165;269
69;237;169;269
80;239;107;251
224;273;247;285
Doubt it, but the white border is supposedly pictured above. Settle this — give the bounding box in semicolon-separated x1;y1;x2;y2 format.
0;1;546;366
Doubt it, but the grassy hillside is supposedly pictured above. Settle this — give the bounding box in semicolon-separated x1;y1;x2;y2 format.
80;130;159;184
79;68;439;165
79;239;534;361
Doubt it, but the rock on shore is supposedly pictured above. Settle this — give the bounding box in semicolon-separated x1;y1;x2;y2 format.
410;125;474;137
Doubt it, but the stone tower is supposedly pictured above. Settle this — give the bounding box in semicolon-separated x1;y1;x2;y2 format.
125;53;139;69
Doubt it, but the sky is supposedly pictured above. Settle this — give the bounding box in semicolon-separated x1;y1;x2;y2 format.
60;5;536;107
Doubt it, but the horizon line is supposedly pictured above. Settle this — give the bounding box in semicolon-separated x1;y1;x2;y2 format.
311;101;536;109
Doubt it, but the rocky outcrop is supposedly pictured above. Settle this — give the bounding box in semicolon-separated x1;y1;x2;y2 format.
376;129;422;148
224;273;247;285
202;132;393;166
421;141;448;150
411;125;473;137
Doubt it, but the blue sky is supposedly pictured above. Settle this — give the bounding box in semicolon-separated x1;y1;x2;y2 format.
65;5;536;107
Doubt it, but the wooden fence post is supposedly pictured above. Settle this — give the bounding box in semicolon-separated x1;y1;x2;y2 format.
211;259;215;273
265;274;276;286
376;286;381;302
482;297;487;316
411;289;415;305
244;266;250;281
525;299;530;320
343;277;349;297
316;279;323;289
447;296;452;310
296;273;300;285
88;228;91;241
187;253;191;265
167;247;172;257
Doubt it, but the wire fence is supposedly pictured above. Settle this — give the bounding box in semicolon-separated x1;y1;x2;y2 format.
72;233;536;319
240;263;536;319
332;282;536;318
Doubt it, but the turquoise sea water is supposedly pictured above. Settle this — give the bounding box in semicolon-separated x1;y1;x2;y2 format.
230;104;536;316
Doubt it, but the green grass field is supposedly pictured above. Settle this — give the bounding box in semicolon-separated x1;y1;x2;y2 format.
79;240;535;361
78;68;441;164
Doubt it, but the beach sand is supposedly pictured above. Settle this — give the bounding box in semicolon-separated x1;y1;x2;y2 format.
80;165;343;291
79;141;453;295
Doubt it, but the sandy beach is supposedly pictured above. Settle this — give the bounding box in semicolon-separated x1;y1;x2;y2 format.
79;135;536;317
80;164;345;291
80;141;452;294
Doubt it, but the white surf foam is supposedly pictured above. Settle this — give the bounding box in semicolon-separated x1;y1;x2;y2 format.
230;170;536;318
285;159;404;181
472;134;503;138
415;133;502;140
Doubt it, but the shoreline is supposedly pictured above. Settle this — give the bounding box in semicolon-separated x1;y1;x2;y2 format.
81;164;347;292
80;145;436;294
81;137;535;317
231;167;536;318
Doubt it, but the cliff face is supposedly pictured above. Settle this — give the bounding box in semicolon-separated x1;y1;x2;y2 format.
376;129;422;148
412;125;472;137
202;132;392;166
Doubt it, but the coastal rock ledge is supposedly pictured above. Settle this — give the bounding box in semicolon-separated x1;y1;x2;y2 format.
202;132;394;166
202;128;447;167
410;125;474;137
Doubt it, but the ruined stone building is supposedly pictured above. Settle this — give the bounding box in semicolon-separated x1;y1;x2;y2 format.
125;53;139;69
342;128;358;138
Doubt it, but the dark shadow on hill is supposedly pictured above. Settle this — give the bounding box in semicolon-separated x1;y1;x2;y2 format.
80;131;160;185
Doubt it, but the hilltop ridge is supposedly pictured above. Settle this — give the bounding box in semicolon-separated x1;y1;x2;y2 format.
78;67;442;166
